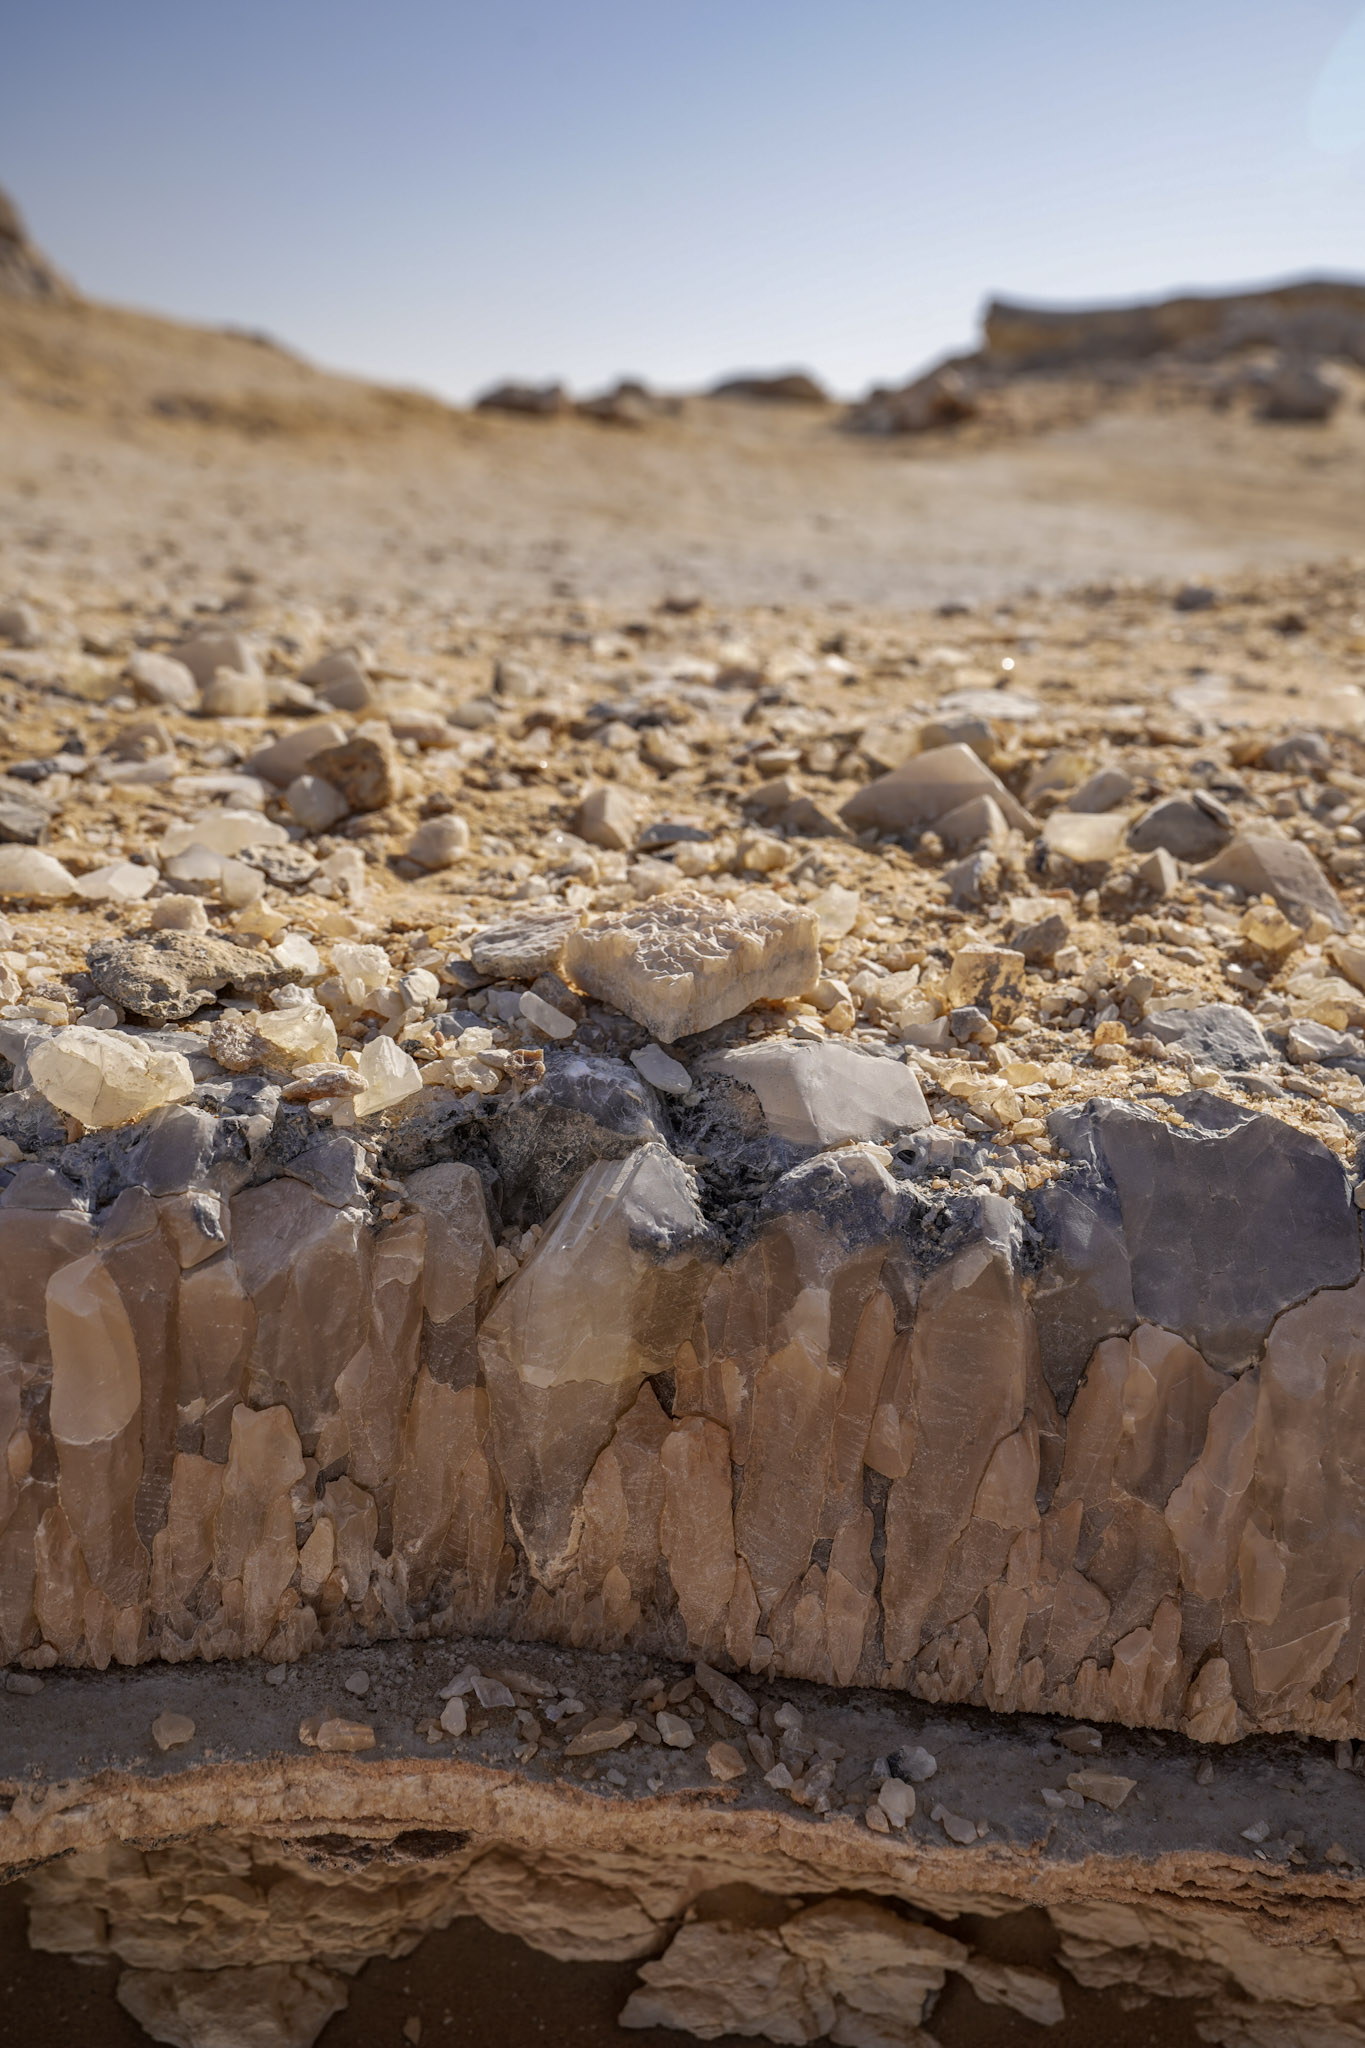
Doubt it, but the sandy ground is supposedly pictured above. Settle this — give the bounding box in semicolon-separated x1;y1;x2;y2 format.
3;292;1365;614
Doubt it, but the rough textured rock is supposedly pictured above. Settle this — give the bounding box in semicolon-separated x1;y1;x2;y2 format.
307;728;403;812
1199;833;1347;931
86;931;289;1022
0;186;73;300
0;788;51;845
1143;1003;1273;1069
471;909;581;980
564;891;820;1042
9;1638;1365;2048
1129;794;1233;862
116;1963;349;2048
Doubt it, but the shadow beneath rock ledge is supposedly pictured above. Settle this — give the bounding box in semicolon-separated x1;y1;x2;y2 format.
0;1883;1208;2048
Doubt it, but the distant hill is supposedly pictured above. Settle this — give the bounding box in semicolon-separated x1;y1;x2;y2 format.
0;187;74;301
850;276;1365;436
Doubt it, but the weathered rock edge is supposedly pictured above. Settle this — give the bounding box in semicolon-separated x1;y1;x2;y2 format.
7;1644;1365;2048
3;1048;1364;1744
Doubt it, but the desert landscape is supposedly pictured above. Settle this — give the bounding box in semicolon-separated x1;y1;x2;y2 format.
5;181;1365;2048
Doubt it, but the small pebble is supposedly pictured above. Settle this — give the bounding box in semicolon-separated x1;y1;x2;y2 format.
151;1712;195;1752
656;1710;695;1749
707;1741;746;1782
877;1778;915;1829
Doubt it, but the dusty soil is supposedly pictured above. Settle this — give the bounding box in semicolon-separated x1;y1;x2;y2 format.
4;291;1365;613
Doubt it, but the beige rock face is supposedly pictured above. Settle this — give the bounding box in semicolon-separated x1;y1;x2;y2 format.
117;1962;349;2048
564;890;821;1042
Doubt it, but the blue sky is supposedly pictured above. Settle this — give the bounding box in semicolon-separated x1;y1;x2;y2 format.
4;1;1364;401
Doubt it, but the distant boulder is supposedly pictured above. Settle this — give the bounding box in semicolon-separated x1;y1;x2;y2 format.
1257;358;1341;423
0;187;75;301
474;381;571;418
846;363;979;435
709;371;828;404
576;379;679;426
983;279;1365;369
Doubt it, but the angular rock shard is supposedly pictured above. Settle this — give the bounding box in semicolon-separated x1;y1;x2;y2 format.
703;1039;929;1151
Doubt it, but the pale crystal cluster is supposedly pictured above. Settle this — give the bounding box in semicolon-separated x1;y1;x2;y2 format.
1;1068;1364;1747
563;890;821;1042
28;1026;196;1129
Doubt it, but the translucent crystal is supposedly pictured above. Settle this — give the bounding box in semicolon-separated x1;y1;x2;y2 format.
29;1025;196;1128
252;1001;338;1067
272;932;321;979
351;1034;422;1117
331;942;394;1004
72;861;158;903
0;847;77;900
161;810;289;858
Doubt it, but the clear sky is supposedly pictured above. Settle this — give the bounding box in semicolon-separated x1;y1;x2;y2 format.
4;1;1365;402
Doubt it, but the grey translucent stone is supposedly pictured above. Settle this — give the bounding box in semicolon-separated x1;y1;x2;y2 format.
704;1041;930;1153
1049;1095;1359;1370
1144;1004;1272;1071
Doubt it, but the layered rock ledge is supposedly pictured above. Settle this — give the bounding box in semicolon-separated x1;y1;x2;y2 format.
5;1639;1365;2048
6;569;1365;2040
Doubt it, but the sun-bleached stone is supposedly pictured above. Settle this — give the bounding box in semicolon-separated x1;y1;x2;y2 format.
840;741;1035;838
30;1026;196;1127
0;847;77;899
564;890;820;1042
704;1039;929;1150
405;815;470;869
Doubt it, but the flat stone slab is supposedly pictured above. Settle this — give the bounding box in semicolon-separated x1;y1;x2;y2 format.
704;1038;931;1150
1143;1002;1273;1069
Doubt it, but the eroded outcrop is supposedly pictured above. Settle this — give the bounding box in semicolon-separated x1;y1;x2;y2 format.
2;1047;1363;1749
